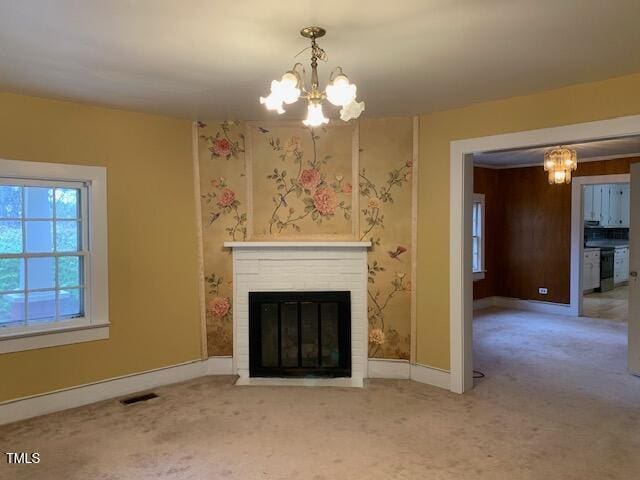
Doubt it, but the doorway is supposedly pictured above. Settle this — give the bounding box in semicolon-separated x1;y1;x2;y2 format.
571;175;630;323
450;114;640;393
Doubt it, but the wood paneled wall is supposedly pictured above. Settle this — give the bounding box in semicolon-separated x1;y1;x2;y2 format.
473;156;640;304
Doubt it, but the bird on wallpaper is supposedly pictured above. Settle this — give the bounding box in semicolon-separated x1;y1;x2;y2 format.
258;127;270;133
388;245;407;260
208;212;221;225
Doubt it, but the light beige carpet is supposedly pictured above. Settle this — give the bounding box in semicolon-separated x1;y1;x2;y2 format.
1;307;639;479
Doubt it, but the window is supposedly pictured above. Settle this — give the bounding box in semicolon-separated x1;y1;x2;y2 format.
472;193;485;281
0;159;108;353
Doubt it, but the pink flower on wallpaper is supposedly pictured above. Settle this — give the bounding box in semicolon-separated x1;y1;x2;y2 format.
208;296;231;318
217;187;236;207
211;138;232;157
299;168;321;190
342;182;352;194
368;328;385;346
313;188;337;216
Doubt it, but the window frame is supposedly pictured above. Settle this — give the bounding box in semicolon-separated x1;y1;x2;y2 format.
472;193;486;281
0;159;108;353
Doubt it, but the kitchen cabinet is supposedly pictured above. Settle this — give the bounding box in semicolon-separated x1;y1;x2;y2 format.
583;185;602;222
614;246;629;285
584;183;630;227
584;185;594;221
583;249;601;292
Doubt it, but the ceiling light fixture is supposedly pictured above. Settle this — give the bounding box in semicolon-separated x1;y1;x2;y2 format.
544;146;577;184
259;26;365;127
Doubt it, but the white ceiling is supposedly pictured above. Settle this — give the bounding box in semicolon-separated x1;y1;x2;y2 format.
0;1;639;120
473;136;640;168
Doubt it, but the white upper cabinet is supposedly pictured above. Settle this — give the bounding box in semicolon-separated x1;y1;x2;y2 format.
585;183;630;227
583;185;594;221
619;184;630;227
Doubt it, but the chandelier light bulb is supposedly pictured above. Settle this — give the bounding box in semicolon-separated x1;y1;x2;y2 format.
278;72;301;104
339;99;365;122
553;170;567;184
259;86;285;114
303;102;329;127
326;74;357;107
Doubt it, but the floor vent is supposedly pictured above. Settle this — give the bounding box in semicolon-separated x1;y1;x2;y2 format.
120;392;158;405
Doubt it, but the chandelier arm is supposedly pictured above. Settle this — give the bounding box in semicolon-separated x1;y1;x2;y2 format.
289;62;306;93
329;66;345;83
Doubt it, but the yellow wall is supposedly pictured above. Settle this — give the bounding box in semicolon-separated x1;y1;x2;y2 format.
0;93;203;401
417;73;640;369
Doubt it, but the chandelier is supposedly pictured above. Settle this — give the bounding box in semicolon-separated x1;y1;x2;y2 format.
259;26;365;127
544;147;577;184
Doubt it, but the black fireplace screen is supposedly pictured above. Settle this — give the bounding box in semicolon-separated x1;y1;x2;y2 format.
249;291;351;378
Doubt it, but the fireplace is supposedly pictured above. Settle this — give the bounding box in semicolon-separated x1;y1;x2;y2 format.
249;291;351;378
225;241;370;386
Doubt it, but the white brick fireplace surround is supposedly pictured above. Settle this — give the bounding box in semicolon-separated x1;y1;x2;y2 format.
224;241;370;387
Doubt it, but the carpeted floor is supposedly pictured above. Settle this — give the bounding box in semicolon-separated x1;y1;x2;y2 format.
1;307;639;479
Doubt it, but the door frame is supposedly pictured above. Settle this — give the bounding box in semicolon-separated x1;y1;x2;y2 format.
570;174;630;317
450;114;640;394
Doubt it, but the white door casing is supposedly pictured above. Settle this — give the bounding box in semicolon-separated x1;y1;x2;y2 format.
629;164;640;376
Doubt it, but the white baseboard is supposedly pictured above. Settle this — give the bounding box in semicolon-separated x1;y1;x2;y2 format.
367;358;410;379
410;363;451;390
0;359;206;425
474;295;574;316
1;356;450;425
367;358;450;391
206;356;233;375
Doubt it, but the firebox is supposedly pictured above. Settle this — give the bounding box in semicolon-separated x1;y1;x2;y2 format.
249;291;351;378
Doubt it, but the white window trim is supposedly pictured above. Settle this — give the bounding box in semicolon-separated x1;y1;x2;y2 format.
0;158;108;353
472;193;486;281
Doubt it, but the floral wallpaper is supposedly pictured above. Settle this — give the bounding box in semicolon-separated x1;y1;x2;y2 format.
248;124;354;238
197;117;414;360
359;118;413;359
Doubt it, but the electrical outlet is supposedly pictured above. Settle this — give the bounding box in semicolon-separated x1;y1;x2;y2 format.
539;288;548;295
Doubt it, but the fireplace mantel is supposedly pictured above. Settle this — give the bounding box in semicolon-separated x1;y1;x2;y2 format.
225;240;370;387
224;241;371;248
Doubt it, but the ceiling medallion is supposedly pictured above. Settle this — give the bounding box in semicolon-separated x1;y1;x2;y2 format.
544;146;577;184
259;26;365;127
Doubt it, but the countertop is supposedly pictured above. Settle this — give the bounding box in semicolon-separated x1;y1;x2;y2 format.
585;240;629;249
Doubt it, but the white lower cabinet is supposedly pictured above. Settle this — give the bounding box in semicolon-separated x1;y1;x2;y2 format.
614;247;629;285
583;249;601;292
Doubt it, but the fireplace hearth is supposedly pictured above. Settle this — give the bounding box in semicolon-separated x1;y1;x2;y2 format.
249;291;351;378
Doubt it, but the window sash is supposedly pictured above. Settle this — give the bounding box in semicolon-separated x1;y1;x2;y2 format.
0;178;90;330
472;197;484;273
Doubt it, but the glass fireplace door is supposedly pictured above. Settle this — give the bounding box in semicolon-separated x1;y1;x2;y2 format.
249;291;351;378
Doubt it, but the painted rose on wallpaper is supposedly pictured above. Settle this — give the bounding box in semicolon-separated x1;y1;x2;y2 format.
312;188;336;215
199;121;245;160
202;176;247;240
263;127;351;234
208;296;231;318
299;168;321;190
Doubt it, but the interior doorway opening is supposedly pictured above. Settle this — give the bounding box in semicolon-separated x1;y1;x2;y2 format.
449;115;640;393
